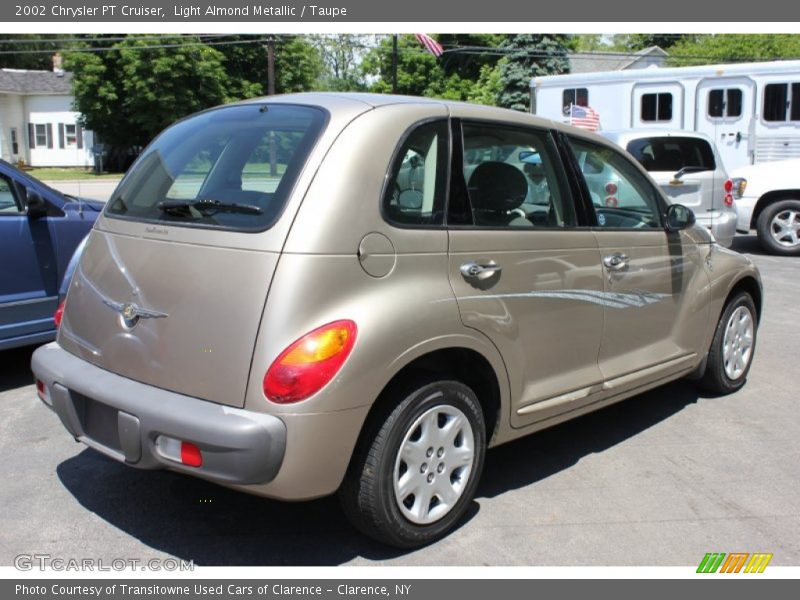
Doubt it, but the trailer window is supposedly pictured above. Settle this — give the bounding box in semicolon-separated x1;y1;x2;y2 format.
708;89;742;118
764;83;800;122
562;88;589;113
641;93;673;122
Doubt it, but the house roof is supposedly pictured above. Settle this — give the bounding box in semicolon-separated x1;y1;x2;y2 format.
568;46;668;74
0;69;72;95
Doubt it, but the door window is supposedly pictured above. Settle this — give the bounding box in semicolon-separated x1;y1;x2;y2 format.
562;88;589;112
459;122;575;228
383;120;448;226
0;175;22;214
569;137;663;230
708;88;743;118
641;93;673;122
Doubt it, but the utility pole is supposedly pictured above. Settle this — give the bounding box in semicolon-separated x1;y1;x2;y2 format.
266;36;277;177
391;34;398;94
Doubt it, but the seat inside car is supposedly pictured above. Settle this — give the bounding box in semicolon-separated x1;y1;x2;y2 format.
467;161;530;227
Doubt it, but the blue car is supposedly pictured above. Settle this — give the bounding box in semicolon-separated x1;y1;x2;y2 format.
0;160;103;350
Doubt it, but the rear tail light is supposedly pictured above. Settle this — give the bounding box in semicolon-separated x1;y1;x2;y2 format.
54;300;65;329
605;182;618;195
731;177;747;199
36;380;47;402
723;179;735;207
263;320;357;404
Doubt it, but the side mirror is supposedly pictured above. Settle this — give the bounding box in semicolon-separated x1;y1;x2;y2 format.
665;203;696;232
26;190;48;219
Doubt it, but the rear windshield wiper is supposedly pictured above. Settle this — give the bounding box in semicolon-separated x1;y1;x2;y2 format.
157;199;263;217
672;166;709;181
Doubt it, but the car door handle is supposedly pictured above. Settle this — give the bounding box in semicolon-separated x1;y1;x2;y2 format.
460;261;502;280
603;253;629;271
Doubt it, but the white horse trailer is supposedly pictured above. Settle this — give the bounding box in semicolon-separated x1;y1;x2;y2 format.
531;60;800;171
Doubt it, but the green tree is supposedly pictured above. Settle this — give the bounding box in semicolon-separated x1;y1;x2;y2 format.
361;35;443;96
311;34;368;91
65;36;235;166
668;34;800;66
0;34;63;70
497;34;570;112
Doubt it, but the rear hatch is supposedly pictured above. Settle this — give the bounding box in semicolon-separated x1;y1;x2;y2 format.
625;135;722;219
58;101;347;408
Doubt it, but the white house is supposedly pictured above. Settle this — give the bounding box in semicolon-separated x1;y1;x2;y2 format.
0;62;94;168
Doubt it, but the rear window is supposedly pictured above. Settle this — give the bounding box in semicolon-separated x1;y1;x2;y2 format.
105;104;326;231
625;137;716;172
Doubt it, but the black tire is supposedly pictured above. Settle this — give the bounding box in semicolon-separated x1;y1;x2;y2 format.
756;199;800;256
699;292;758;395
340;379;486;548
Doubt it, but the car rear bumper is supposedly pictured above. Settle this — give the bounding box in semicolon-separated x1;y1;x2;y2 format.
31;342;286;486
696;210;737;248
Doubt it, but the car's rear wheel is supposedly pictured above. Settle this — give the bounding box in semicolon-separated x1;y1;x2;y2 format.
756;199;800;256
340;379;486;548
699;291;757;394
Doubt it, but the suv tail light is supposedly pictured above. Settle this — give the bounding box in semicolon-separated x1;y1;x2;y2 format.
54;300;65;329
263;320;357;404
723;179;735;207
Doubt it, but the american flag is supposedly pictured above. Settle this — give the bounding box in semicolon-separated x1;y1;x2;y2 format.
415;33;444;57
567;104;601;131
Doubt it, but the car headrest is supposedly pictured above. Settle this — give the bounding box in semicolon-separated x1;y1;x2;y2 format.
468;162;528;212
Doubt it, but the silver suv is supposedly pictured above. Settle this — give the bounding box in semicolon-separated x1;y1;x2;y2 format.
32;94;762;548
600;130;737;247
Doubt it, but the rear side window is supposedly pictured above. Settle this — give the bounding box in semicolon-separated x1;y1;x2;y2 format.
461;122;575;228
105;104;326;231
625;137;716;172
383;120;448;226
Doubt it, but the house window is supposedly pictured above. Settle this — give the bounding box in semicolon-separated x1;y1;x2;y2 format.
708;88;743;118
562;88;589;113
641;93;673;122
65;124;77;146
763;82;800;122
35;124;48;147
10;128;18;155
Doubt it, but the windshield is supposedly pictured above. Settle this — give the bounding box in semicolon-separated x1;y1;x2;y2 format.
105;103;326;231
625;137;716;173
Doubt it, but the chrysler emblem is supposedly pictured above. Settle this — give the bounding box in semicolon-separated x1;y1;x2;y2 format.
102;299;168;329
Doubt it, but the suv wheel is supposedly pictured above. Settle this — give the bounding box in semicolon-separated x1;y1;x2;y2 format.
756;199;800;256
340;379;486;548
699;292;757;394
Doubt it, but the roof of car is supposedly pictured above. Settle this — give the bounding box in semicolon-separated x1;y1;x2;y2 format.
237;92;611;143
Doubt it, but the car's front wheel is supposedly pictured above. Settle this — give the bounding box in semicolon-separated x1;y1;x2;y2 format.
756;199;800;256
699;291;758;394
340;379;486;548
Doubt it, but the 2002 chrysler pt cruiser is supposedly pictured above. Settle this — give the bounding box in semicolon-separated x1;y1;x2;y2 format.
32;93;762;547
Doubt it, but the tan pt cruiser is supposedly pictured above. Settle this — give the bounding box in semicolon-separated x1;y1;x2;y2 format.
32;93;762;548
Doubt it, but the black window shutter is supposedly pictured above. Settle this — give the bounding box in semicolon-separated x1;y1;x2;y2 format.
58;124;65;149
76;126;84;149
28;123;35;149
46;123;53;149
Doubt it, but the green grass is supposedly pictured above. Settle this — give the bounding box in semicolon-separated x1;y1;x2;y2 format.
25;167;124;181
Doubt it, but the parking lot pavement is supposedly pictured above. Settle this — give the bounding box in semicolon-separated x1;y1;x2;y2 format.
1;235;798;567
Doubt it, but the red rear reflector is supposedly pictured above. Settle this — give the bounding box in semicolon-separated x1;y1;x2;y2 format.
180;442;203;467
54;301;65;329
724;193;734;207
605;196;618;208
263;320;357;404
36;380;45;400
